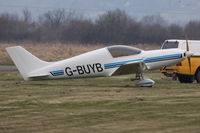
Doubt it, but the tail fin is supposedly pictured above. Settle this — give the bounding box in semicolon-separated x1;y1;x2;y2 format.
6;46;50;80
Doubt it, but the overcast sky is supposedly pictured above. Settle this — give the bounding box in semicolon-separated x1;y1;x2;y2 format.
0;0;200;24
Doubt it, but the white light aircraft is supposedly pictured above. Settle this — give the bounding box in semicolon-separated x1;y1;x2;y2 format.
6;44;193;87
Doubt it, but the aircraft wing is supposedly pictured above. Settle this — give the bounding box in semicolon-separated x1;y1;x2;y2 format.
112;61;146;76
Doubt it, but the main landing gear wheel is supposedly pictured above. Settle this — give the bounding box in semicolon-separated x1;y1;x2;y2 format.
135;63;155;87
136;78;155;87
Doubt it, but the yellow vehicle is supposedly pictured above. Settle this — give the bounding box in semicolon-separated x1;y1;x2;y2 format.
160;40;200;83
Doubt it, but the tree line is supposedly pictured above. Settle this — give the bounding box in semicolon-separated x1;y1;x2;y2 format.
0;9;200;45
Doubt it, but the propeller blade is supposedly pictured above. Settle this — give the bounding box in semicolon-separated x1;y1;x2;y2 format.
188;57;191;73
185;34;189;51
185;34;191;73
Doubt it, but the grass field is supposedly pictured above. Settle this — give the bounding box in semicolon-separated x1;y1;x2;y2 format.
0;70;200;133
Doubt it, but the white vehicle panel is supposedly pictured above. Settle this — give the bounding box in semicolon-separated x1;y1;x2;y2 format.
163;39;200;56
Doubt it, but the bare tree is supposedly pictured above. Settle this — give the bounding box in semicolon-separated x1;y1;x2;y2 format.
23;8;32;23
167;24;184;39
95;9;131;43
1;9;200;44
141;15;167;26
185;21;200;40
41;9;66;29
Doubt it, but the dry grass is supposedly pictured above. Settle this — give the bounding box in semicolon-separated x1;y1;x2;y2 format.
0;43;160;65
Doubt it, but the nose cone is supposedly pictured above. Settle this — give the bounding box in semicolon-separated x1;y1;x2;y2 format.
186;51;194;58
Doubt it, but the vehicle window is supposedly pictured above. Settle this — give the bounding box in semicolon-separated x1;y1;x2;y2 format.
107;45;141;58
162;41;179;49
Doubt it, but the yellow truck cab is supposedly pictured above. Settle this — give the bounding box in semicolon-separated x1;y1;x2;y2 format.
160;39;200;83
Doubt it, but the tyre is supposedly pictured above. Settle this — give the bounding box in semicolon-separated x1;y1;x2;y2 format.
196;69;200;83
178;74;194;83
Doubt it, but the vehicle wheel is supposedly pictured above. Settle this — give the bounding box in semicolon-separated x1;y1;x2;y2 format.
178;74;194;83
196;69;200;83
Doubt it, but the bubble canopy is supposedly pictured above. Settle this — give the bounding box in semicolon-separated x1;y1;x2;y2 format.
107;45;142;58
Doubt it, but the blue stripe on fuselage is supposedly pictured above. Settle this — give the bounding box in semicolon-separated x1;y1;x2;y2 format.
50;70;64;76
104;53;182;69
144;54;181;63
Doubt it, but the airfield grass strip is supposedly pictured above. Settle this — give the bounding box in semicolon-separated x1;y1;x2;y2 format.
0;70;200;133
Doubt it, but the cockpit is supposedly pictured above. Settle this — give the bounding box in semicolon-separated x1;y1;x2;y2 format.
107;45;142;58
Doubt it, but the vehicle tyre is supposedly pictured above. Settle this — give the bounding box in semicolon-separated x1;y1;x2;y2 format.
178;74;194;83
196;69;200;83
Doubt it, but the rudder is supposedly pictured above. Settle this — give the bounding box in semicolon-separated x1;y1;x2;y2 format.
6;46;50;80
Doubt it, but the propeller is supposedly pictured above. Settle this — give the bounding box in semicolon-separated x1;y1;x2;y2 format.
185;34;192;73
